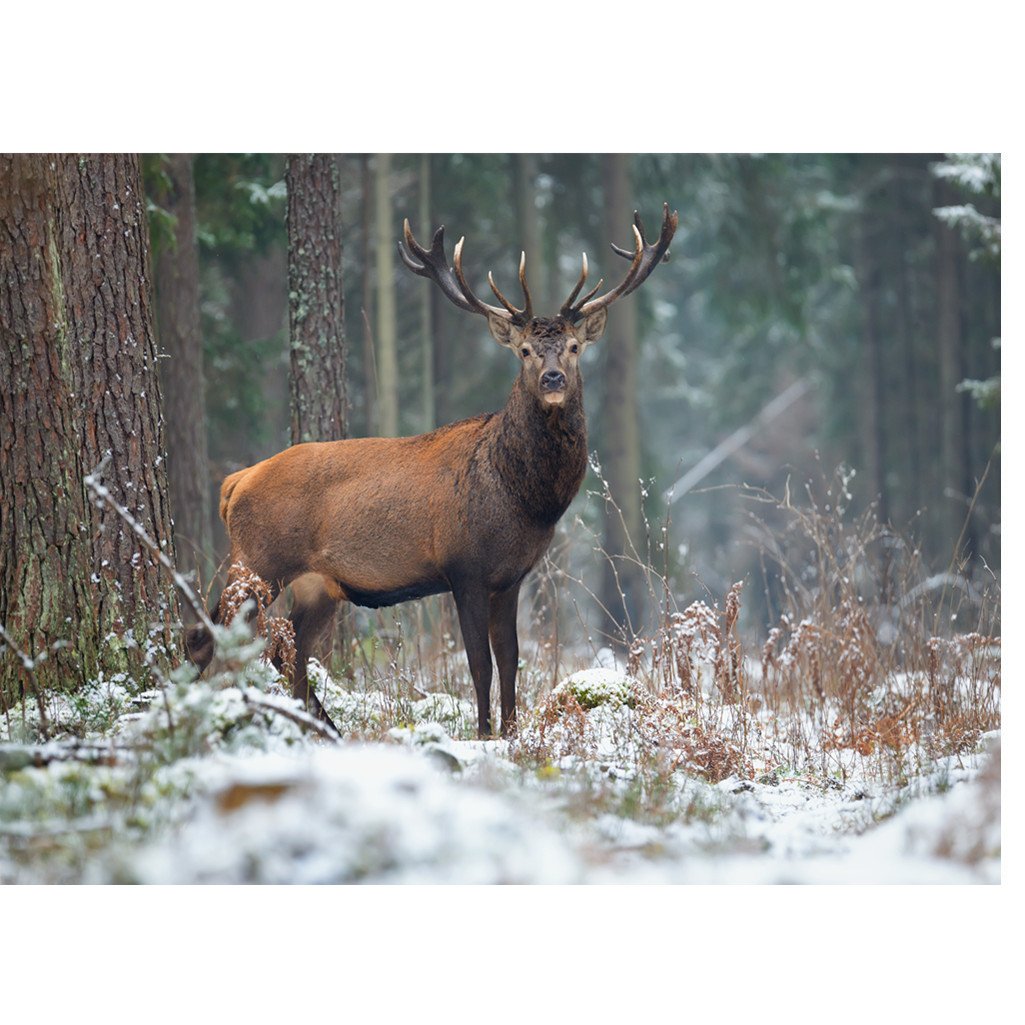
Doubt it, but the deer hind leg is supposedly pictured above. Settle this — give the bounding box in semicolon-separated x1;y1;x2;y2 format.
287;573;342;726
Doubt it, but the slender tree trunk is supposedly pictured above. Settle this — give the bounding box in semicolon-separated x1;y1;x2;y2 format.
599;154;645;641
934;179;975;557
152;153;213;585
55;153;181;674
856;212;889;528
513;154;544;310
286;154;347;444
0;156;99;708
360;154;376;437
285;154;350;665
419;154;435;431
374;154;399;437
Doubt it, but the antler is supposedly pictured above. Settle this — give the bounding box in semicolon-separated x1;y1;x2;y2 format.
399;220;534;326
560;203;679;323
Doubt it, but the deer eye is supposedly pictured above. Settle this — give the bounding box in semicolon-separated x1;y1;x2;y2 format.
569;343;579;354
521;347;531;358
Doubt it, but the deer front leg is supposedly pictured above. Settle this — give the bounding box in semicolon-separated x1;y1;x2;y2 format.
453;582;494;737
489;583;521;737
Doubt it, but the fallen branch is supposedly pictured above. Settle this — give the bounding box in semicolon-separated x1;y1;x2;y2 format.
242;690;340;744
0;740;123;772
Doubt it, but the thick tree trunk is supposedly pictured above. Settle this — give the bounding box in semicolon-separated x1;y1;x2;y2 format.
55;153;180;674
374;154;399;438
286;154;347;444
599;154;645;640
0;156;99;708
152;154;213;584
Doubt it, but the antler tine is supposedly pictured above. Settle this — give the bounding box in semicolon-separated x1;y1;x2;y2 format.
571;203;679;319
559;253;589;316
559;252;607;318
518;251;534;321
609;203;679;295
486;251;533;325
453;238;510;320
399;220;502;317
572;224;644;318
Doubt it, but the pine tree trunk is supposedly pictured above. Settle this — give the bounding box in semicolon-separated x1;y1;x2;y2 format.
934;179;977;558
55;153;180;674
0;155;99;708
419;154;435;431
152;153;213;584
360;154;377;437
599;154;645;641
286;154;347;444
374;154;399;438
856;212;889;527
513;154;544;310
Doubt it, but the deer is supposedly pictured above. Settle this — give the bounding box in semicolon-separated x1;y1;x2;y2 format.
186;204;678;738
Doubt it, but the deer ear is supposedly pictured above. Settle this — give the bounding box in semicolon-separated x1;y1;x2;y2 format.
487;312;518;349
577;308;608;346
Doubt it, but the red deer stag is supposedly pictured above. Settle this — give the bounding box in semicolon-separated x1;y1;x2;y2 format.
187;204;678;737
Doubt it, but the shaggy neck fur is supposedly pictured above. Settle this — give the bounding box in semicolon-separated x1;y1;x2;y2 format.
488;375;588;525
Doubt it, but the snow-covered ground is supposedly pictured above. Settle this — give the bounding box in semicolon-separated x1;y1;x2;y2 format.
0;659;1000;884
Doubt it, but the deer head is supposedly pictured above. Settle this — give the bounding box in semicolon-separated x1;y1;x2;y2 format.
399;204;679;408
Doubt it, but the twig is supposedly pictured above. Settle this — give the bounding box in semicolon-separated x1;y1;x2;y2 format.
0;621;52;740
241;690;340;744
85;458;215;636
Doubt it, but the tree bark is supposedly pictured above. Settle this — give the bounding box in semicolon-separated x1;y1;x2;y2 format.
934;179;976;558
855;211;889;528
513;154;545;311
151;153;213;584
599;154;645;640
374;154;399;438
418;154;435;432
0;155;99;708
286;154;347;444
55;153;180;674
360;154;377;437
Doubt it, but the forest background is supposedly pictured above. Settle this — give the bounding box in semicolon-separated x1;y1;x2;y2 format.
156;151;1002;650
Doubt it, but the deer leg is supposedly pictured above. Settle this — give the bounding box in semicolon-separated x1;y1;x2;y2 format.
288;574;340;728
453;583;494;738
489;583;521;737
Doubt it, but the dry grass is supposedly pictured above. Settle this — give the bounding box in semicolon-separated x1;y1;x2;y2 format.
219;564;297;679
213;466;999;799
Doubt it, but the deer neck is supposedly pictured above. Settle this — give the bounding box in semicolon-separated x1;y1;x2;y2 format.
489;376;588;525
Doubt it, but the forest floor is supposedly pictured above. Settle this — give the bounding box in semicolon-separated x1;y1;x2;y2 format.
0;630;1000;884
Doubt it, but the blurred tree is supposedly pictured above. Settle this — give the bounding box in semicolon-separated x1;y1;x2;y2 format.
513;154;545;310
418;154;435;431
375;154;399;437
599;154;645;639
193;154;288;475
286;154;348;444
150;154;214;584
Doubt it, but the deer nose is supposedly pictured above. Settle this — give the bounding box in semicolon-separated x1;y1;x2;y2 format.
540;370;566;392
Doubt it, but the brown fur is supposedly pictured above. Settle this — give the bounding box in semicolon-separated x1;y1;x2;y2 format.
188;321;595;738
